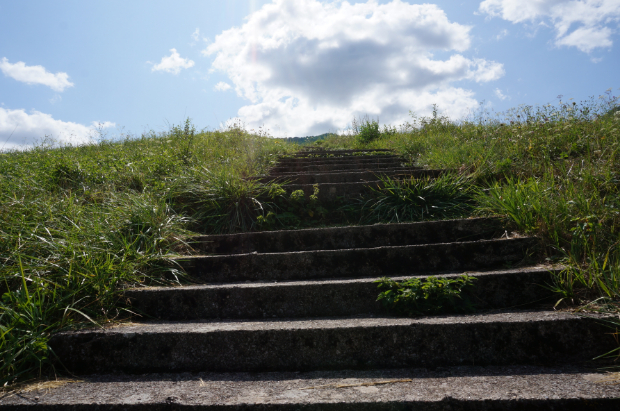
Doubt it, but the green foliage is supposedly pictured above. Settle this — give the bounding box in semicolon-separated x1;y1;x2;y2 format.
376;275;477;316
257;184;329;230
357;119;381;144
171;118;196;165
0;119;295;385
168;170;274;234
310;91;620;310
364;173;476;223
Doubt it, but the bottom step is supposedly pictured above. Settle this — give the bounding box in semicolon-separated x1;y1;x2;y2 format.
2;366;619;410
48;310;616;374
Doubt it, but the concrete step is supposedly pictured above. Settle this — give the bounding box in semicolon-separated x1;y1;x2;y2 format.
276;154;402;165
48;310;616;374
271;161;406;174
4;366;619;410
282;172;446;200
270;166;422;176
291;148;395;156
187;217;505;255
253;169;436;184
125;267;557;320
177;237;535;283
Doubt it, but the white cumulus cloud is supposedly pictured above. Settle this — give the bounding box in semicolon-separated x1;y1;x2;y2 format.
214;81;232;91
0;107;114;151
204;0;504;136
494;88;509;100
479;0;620;52
151;48;195;74
0;57;74;92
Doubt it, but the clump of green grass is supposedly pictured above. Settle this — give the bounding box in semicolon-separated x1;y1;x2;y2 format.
0;119;295;385
363;173;476;223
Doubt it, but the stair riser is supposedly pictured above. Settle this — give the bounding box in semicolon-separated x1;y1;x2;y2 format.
283;173;448;200
126;270;556;320
4;398;619;410
272;167;421;176
272;162;405;173
189;218;504;255
256;169;439;185
291;149;394;156
3;366;620;410
179;238;536;283
276;155;401;165
49;317;612;374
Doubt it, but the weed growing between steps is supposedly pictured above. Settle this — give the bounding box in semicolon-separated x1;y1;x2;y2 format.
169;175;332;233
376;275;477;316
362;173;476;223
0;121;295;385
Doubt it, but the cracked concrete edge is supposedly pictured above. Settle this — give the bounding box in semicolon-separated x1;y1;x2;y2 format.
2;366;619;410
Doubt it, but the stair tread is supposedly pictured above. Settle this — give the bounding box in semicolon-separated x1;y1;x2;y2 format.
4;366;618;409
55;309;605;334
128;266;555;291
180;236;533;258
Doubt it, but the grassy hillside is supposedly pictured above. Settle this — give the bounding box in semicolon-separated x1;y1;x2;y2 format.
0;121;296;385
2;92;619;386
314;94;620;311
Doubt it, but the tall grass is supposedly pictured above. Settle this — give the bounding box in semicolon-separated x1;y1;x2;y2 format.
0;121;294;385
363;173;476;223
313;91;620;308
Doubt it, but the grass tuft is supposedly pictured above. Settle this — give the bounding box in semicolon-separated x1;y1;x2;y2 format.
363;173;476;223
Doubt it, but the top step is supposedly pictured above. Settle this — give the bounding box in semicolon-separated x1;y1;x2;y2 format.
276;154;402;165
292;149;394;157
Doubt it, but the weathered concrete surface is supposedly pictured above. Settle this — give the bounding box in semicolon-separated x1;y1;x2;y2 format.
178;237;536;283
189;218;505;255
276;154;402;165
252;169;424;184
272;166;422;176
125;267;557;320
2;366;619;410
48;310;615;374
270;162;410;174
290;148;394;156
282;173;445;199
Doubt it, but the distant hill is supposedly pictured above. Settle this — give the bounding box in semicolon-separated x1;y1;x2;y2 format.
279;133;336;145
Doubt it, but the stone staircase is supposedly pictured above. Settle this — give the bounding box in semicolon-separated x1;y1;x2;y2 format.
251;147;444;200
2;149;619;409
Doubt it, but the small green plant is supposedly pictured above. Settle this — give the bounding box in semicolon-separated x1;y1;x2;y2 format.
257;184;328;230
376;275;478;316
171;118;196;166
356;118;381;144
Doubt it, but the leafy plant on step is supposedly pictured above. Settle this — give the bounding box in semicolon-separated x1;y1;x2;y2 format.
257;184;328;229
376;275;478;316
363;173;477;223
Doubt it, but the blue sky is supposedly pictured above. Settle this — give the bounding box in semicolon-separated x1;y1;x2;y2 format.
1;0;619;150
